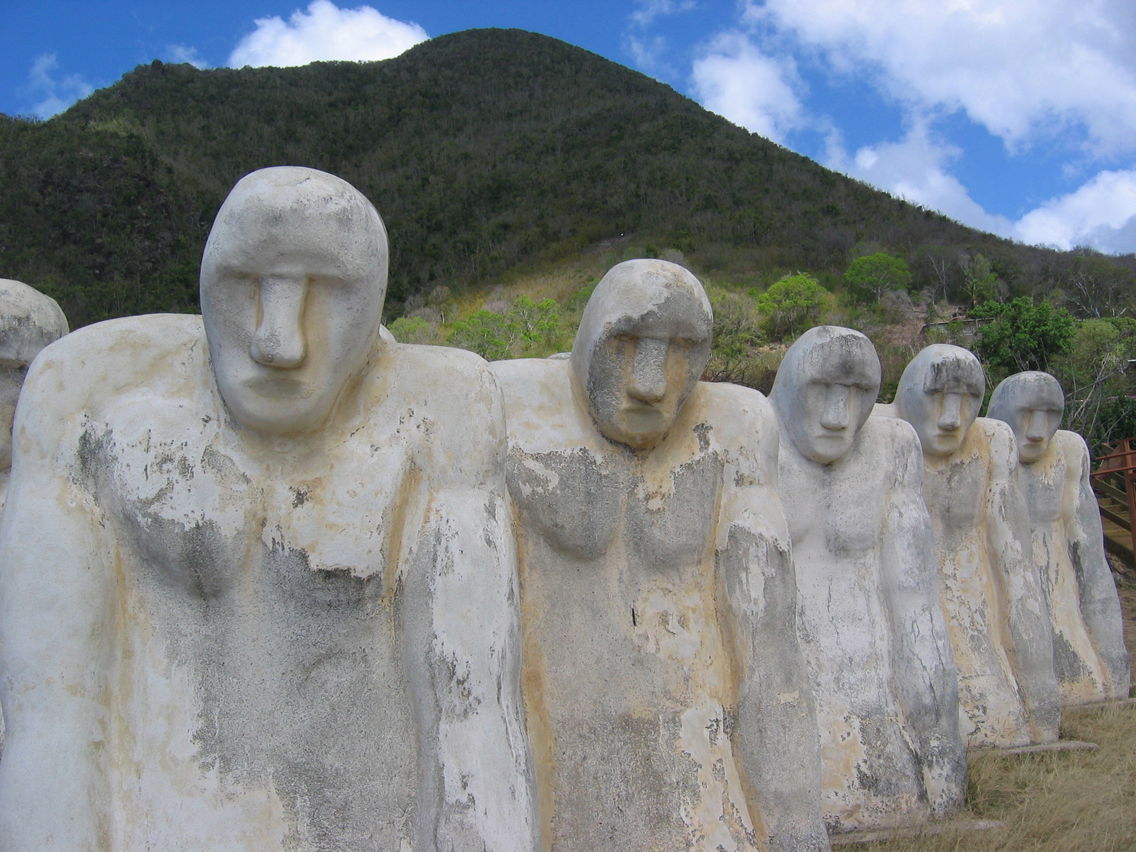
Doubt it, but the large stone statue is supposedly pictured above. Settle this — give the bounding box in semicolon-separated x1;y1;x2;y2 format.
492;259;828;852
0;167;536;849
893;344;1060;748
770;327;965;833
987;371;1130;704
0;278;68;509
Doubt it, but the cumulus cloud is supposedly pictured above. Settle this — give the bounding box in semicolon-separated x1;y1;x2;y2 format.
229;0;428;68
630;0;697;28
690;32;805;144
166;45;207;68
23;53;93;118
826;122;1015;237
744;0;1136;157
1015;170;1136;252
624;34;674;77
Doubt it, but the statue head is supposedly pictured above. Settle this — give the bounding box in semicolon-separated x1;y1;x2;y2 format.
570;259;712;451
987;371;1064;465
0;279;69;470
770;326;880;465
895;344;985;459
200;167;389;436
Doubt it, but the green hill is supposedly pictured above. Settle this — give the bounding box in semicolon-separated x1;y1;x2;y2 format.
1;27;1133;328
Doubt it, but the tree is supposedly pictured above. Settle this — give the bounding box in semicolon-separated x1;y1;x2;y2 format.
756;272;829;340
972;297;1075;376
705;290;765;384
959;252;1001;307
447;294;564;360
842;252;912;304
1052;317;1136;449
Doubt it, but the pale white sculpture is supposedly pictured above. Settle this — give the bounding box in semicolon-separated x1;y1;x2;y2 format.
988;371;1130;703
893;344;1060;748
0;167;536;850
492;260;828;851
770;327;965;832
0;278;68;509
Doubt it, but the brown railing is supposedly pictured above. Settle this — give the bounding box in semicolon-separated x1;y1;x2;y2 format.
1091;438;1136;563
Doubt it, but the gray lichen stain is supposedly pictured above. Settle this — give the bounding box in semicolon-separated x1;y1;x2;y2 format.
1052;630;1090;686
129;530;416;849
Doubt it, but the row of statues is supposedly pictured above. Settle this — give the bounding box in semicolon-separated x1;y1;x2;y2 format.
0;167;1128;850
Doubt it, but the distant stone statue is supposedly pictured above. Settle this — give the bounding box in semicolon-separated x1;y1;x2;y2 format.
770;327;964;833
987;371;1130;704
0;167;535;849
0;278;68;509
492;260;828;851
893;345;1060;748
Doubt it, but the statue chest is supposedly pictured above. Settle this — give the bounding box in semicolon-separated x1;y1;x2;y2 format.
86;399;424;601
507;446;723;570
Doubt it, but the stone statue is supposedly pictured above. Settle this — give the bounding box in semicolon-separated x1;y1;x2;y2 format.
0;167;536;850
987;371;1130;704
492;259;828;852
0;278;68;509
770;327;965;832
893;344;1060;748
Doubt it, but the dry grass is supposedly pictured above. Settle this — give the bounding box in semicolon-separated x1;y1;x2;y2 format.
848;565;1136;852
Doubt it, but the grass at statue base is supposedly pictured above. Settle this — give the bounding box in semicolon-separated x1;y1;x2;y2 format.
851;565;1136;851
846;703;1135;851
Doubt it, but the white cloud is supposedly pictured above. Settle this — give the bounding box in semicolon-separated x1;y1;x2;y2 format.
229;0;428;68
624;34;674;77
1015;170;1136;252
23;53;93;118
744;0;1136;157
630;0;697;28
166;45;207;68
826;121;1015;237
690;32;805;144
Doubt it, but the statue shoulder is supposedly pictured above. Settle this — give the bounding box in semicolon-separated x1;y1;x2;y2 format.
386;342;504;411
857;415;924;488
489;356;566;404
697;381;776;442
971;416;1018;474
22;314;206;423
1053;429;1091;476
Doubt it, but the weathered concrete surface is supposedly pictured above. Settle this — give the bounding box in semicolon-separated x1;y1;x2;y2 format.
771;327;965;833
0;167;536;850
0;278;68;507
493;259;828;851
893;345;1060;748
988;372;1131;704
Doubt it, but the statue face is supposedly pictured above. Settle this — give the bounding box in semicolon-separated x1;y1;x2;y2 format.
988;372;1064;464
896;346;984;459
200;168;388;436
773;328;880;465
573;260;711;451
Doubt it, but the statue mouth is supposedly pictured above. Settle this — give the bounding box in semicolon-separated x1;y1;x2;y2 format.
244;374;310;398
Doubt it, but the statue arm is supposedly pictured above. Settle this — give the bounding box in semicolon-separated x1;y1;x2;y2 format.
0;358;115;849
985;423;1060;740
715;403;828;852
402;362;537;852
1067;436;1130;698
878;426;965;815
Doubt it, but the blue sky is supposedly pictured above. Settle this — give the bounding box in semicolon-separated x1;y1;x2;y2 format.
4;0;1135;254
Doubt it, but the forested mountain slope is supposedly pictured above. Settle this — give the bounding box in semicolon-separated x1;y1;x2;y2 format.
1;28;1132;328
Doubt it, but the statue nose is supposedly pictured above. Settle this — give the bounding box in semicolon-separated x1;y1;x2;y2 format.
1025;410;1049;441
250;277;307;368
627;338;668;402
820;385;850;431
938;393;963;431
